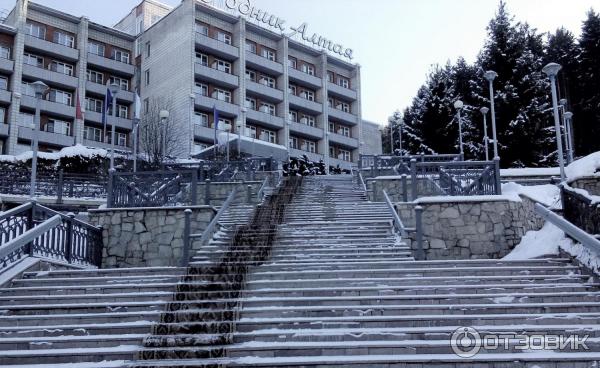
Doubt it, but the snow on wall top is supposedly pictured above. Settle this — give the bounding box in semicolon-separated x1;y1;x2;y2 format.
566;152;600;181
0;144;108;163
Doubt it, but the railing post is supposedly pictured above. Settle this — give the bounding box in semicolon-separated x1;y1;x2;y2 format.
56;169;64;205
27;202;35;257
247;185;252;204
372;180;378;202
421;153;425;163
204;179;211;205
493;157;502;195
107;169;115;208
401;174;408;202
415;205;425;261
410;159;418;201
358;155;363;170
181;209;192;268
190;172;198;206
65;213;75;264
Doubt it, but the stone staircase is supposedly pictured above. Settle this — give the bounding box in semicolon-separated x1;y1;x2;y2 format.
2;175;600;367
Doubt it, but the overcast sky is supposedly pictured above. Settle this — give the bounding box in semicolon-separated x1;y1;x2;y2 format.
0;0;597;125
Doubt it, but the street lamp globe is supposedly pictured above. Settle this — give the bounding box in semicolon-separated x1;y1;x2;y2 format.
564;112;574;120
159;110;170;120
32;81;49;97
559;98;568;107
454;100;464;110
484;70;498;82
480;107;489;115
109;83;120;96
542;63;562;78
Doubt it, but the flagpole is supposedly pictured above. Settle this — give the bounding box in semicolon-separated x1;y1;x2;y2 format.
133;119;139;172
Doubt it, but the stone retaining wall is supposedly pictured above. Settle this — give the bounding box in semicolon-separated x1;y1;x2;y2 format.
89;206;216;268
395;195;544;260
194;181;263;206
570;176;600;196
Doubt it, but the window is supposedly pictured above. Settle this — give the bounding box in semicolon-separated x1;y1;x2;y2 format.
195;82;208;96
212;59;231;74
260;102;275;115
86;70;104;84
212;88;231;103
261;48;275;61
0;76;7;90
218;117;232;130
145;42;151;58
112;48;130;64
302;141;316;153
137;19;144;34
260;128;276;143
288;111;298;122
21;82;35;97
288;56;297;69
245;69;256;81
196;22;209;36
110;76;130;91
328;98;334;107
245;40;257;54
49;61;73;76
300;90;315;102
84;126;102;142
339;77;350;89
45;119;70;136
330;146;335;157
301;115;316;127
217;31;232;45
339;149;351;162
246;125;257;139
302;63;315;76
327;71;335;83
48;89;72;105
0;107;5;124
289;137;298;150
117;105;128;119
26;22;46;39
0;45;10;59
117;132;127;147
145;69;150;86
19;112;34;128
245;97;256;110
329;122;335;133
144;98;149;113
288;84;297;95
194;112;209;127
53;31;75;48
337;102;350;113
85;97;103;113
196;52;208;66
338;126;350;137
259;75;276;88
23;53;43;68
88;41;105;57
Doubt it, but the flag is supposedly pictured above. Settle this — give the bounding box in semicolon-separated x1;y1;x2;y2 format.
134;91;141;120
75;89;83;120
102;87;114;143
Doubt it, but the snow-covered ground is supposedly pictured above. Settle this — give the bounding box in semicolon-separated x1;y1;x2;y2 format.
503;223;572;260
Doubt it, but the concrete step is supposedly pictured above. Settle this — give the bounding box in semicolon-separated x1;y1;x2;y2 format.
0;291;174;306
0;282;178;296
20;267;186;279
0;321;155;338
10;274;183;287
0;345;138;365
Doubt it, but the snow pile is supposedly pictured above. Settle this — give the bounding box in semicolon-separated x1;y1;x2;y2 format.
564;184;600;205
503;223;571;260
566;151;600;181
502;182;561;208
562;240;600;276
501;167;560;177
0;144;108;163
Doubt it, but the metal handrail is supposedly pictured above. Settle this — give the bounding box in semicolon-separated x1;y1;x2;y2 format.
358;171;367;194
534;203;600;254
383;190;408;237
0;215;61;262
0;203;33;222
257;177;269;201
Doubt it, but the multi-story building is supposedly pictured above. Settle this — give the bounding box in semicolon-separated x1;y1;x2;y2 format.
1;0;378;169
0;0;136;155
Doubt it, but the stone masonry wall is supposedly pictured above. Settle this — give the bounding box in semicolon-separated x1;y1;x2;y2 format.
570;176;600;196
89;206;216;268
395;195;544;260
195;182;263;206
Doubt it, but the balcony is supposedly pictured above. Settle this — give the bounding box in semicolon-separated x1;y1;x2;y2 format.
289;121;324;140
289;94;322;115
24;35;79;62
328;107;359;125
246;80;283;102
194;63;239;89
194;124;215;141
329;156;354;169
289;68;322;89
194;93;239;117
0;124;8;137
328;82;358;101
328;132;359;149
86;82;135;104
246;108;284;130
195;32;239;60
22;64;79;90
246;52;284;75
0;58;14;74
20;95;75;119
0;89;11;104
289;148;323;163
18;126;75;147
83;139;132;153
85;111;133;130
87;53;135;76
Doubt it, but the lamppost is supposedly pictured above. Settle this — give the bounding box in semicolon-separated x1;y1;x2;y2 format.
558;99;571;163
159;110;170;163
108;83;120;171
454;100;464;156
564;111;575;163
30;81;49;198
542;62;566;182
239;107;247;158
223;123;232;162
398;120;403;157
388;116;394;155
484;70;499;160
480;107;490;161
